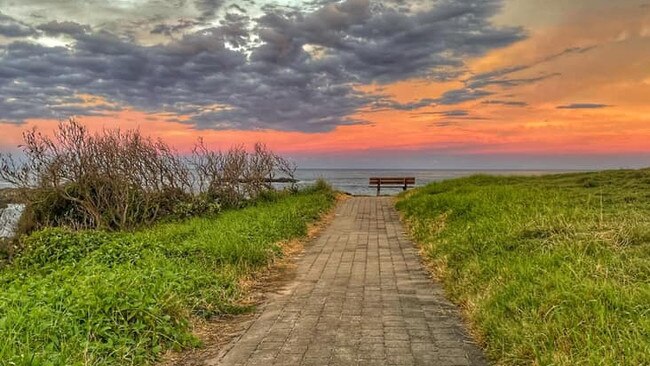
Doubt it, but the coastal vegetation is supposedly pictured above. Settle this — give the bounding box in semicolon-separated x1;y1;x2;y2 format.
0;182;335;365
0;120;336;364
0;119;297;234
397;169;650;365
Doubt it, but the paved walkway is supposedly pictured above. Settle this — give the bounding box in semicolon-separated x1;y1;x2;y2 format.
214;197;486;366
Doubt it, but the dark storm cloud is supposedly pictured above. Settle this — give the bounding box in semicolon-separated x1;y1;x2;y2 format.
0;0;525;132
37;21;90;37
372;98;437;111
557;103;611;109
195;0;226;20
0;12;35;37
150;20;199;36
255;0;524;83
436;88;494;105
0;79;121;123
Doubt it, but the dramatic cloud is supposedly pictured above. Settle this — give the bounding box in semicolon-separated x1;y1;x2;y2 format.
0;0;525;132
0;0;205;38
37;20;91;37
372;98;437;111
0;12;35;37
150;19;201;37
195;0;226;20
557;103;611;109
436;88;494;105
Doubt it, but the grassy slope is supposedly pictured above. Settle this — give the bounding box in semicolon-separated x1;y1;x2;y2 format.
396;169;650;365
0;187;335;365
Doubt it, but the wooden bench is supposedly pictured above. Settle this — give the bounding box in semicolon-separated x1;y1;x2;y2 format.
369;177;416;196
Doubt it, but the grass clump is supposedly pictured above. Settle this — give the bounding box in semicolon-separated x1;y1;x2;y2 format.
0;185;335;365
397;169;650;365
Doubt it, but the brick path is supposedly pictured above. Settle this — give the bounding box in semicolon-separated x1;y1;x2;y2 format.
213;197;486;366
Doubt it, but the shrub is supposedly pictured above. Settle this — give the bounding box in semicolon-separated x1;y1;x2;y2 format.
0;120;298;234
0;120;192;231
190;139;297;208
303;178;333;195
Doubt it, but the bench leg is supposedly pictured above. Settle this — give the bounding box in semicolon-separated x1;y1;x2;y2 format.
377;184;380;196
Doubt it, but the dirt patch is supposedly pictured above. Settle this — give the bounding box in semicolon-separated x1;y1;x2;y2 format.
158;194;342;366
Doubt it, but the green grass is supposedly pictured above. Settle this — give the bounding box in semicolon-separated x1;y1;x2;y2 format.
396;169;650;365
0;186;335;365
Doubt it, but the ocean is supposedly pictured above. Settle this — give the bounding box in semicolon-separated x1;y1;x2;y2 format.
293;169;573;195
1;169;575;196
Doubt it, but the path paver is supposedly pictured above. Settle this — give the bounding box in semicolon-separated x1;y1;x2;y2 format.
213;197;486;366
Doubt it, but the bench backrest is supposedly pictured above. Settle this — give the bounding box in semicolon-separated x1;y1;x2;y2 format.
369;177;416;185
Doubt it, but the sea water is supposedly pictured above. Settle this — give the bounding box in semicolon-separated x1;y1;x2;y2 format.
293;169;572;196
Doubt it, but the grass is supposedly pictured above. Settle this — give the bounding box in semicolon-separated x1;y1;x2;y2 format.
396;169;650;365
0;186;335;365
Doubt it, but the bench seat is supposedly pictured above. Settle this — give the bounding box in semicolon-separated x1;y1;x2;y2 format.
369;177;416;196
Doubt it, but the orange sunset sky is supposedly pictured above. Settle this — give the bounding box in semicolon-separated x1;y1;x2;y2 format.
0;0;649;168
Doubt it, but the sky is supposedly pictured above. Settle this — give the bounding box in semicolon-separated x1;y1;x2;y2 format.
0;0;649;169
